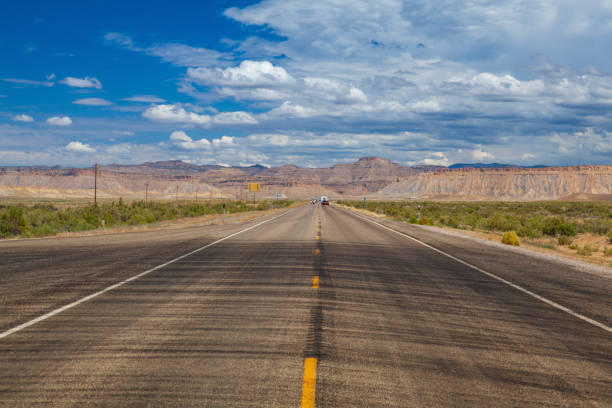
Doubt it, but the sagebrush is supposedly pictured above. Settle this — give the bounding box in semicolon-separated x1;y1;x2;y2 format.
341;200;611;238
0;199;292;238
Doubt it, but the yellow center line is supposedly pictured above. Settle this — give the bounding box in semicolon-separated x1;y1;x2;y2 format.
300;357;318;408
312;276;319;289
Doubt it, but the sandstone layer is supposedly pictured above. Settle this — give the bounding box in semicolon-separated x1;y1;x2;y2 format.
0;168;224;200
1;159;611;201
377;166;612;200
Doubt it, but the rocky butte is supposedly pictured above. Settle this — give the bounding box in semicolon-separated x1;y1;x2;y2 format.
0;158;611;201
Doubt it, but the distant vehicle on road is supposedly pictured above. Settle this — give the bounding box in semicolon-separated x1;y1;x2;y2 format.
321;196;329;206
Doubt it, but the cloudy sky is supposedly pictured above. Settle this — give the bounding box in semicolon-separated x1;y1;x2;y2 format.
1;0;611;168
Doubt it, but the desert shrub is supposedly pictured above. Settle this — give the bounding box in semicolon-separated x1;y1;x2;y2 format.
444;217;459;228
580;219;610;235
484;214;516;231
542;217;576;237
558;235;573;246
0;206;28;237
517;226;539;238
338;200;611;241
0;199;292;239
608;229;612;244
603;247;612;257
502;230;520;246
577;245;593;256
419;216;433;225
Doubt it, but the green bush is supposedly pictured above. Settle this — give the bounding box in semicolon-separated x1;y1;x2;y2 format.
0;199;292;239
339;200;611;241
542;217;576;237
502;231;520;246
517;226;539;238
0;206;28;237
558;235;573;246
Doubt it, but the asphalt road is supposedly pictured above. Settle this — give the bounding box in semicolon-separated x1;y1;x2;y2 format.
0;204;610;407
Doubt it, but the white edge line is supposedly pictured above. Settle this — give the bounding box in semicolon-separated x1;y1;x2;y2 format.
0;210;291;340
342;207;612;334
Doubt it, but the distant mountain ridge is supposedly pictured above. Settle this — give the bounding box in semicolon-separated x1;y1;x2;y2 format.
1;158;611;201
448;163;550;169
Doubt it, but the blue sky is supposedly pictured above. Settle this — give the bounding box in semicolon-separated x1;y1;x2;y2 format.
1;0;611;167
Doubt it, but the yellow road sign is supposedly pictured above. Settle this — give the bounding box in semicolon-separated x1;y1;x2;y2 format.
248;182;261;192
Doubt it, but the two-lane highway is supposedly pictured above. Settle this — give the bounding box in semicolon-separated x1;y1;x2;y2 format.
0;204;610;407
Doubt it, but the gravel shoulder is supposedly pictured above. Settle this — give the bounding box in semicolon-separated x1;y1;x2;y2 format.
337;204;612;277
337;205;612;328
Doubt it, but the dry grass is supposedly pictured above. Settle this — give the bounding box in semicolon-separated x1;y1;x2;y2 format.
341;201;612;268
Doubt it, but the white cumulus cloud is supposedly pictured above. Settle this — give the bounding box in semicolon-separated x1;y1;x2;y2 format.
188;60;294;87
60;76;102;89
144;104;211;125
13;114;34;122
267;101;319;118
46;116;72;126
143;104;258;127
212;111;258;125
212;135;235;146
472;148;494;161
169;130;211;150
304;77;367;104
65;141;95;153
423;152;450;166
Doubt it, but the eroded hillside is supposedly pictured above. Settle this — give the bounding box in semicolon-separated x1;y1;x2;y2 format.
378;166;612;200
1;159;611;201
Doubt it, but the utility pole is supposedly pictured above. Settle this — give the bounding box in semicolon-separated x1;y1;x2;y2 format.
94;163;98;206
145;182;149;203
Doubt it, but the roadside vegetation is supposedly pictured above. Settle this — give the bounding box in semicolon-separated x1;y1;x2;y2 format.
0;199;292;239
341;200;612;263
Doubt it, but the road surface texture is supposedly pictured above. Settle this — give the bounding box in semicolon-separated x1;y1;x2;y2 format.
0;204;610;407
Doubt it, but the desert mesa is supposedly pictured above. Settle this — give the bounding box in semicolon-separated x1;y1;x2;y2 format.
1;157;611;201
